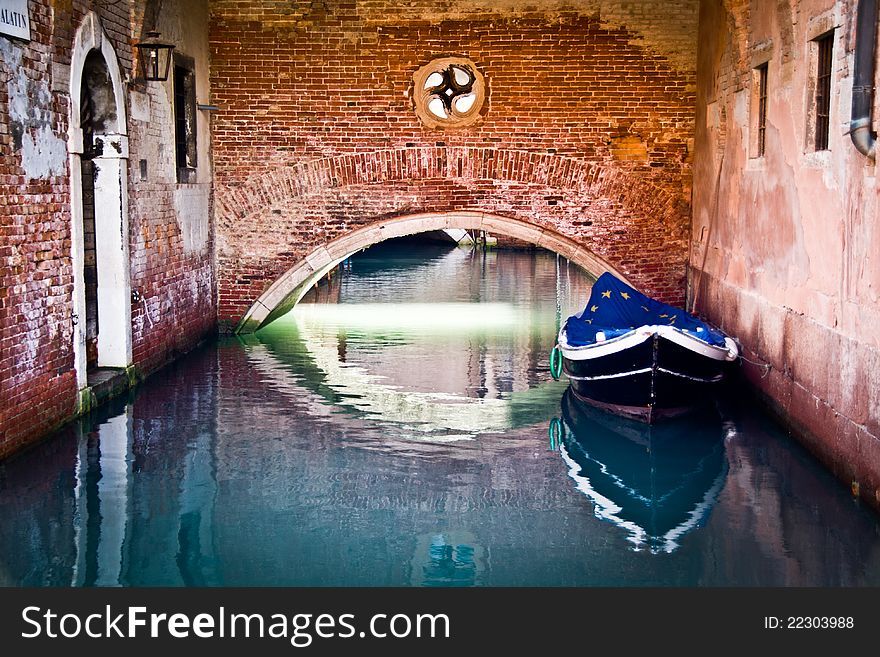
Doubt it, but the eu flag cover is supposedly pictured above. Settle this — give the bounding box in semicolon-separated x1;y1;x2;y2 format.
563;272;727;347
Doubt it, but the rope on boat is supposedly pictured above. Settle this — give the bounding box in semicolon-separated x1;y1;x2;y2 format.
549;346;563;380
564;367;653;381
738;353;772;378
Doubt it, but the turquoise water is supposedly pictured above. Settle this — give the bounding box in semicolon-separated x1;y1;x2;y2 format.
1;238;879;586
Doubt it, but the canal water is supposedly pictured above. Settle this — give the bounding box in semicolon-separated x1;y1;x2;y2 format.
2;238;879;587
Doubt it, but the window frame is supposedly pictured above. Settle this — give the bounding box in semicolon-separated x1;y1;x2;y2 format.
812;31;834;152
173;53;197;183
751;61;769;158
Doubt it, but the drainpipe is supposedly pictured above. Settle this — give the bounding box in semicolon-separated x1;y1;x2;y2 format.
851;0;878;159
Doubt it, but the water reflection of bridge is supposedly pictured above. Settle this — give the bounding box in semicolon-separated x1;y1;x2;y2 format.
244;242;586;442
2;342;880;586
244;309;568;443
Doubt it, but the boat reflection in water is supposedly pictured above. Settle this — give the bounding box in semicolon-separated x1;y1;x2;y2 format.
551;387;730;554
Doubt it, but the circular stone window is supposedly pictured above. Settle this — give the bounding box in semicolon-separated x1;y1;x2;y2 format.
412;57;486;130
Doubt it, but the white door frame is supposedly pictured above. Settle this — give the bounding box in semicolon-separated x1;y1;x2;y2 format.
68;12;131;386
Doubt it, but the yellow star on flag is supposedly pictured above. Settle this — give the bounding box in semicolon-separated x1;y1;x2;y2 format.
601;290;612;298
620;292;630;300
590;305;599;312
585;319;593;324
659;313;669;318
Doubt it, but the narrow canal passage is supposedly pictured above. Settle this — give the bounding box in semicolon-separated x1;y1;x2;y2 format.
1;238;879;586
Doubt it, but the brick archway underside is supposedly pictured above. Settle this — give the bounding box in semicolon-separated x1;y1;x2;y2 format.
216;147;691;333
235;211;632;333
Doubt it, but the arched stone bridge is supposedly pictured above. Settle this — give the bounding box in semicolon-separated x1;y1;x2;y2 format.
215;146;691;333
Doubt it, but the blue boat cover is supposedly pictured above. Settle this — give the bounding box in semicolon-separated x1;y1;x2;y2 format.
563;272;728;348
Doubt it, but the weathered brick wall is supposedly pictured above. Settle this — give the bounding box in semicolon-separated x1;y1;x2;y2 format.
126;0;216;375
691;0;880;510
0;0;215;458
210;0;700;328
0;1;91;457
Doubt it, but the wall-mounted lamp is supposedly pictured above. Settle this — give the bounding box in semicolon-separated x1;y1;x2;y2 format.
133;31;175;82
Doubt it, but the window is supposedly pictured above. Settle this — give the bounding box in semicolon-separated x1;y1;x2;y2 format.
752;62;769;157
173;56;197;182
412;56;486;130
814;32;833;151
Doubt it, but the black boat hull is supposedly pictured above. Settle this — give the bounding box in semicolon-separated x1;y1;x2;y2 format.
561;332;732;423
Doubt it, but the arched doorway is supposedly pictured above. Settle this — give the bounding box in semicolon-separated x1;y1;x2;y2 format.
68;13;131;388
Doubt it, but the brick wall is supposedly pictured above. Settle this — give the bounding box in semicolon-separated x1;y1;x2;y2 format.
209;0;700;328
0;1;84;457
127;0;216;376
0;0;215;458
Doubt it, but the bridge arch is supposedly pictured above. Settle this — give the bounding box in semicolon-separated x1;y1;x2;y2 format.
235;211;630;333
217;146;691;332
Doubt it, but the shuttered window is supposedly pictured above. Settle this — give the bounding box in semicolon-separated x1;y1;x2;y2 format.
814;33;833;151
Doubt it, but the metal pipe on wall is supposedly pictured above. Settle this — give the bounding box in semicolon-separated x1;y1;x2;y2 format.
851;0;878;159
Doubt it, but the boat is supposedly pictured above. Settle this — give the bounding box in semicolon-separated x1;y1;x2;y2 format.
550;387;730;553
551;271;739;423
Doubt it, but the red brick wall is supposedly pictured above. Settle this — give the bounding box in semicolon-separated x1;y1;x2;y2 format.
0;0;215;458
127;1;216;376
209;0;700;328
0;1;83;457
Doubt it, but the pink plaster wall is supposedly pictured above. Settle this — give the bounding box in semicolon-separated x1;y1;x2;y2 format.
691;0;880;510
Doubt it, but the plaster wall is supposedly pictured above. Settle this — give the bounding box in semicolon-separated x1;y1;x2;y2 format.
691;0;880;508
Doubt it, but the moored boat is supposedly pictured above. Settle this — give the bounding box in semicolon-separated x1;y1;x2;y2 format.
551;272;739;423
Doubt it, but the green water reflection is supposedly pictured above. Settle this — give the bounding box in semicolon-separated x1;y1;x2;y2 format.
250;241;590;441
1;239;879;586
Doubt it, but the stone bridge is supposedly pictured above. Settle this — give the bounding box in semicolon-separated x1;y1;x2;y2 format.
209;2;700;333
216;146;691;333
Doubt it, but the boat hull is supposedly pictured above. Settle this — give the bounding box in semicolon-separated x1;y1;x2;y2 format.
561;332;731;423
